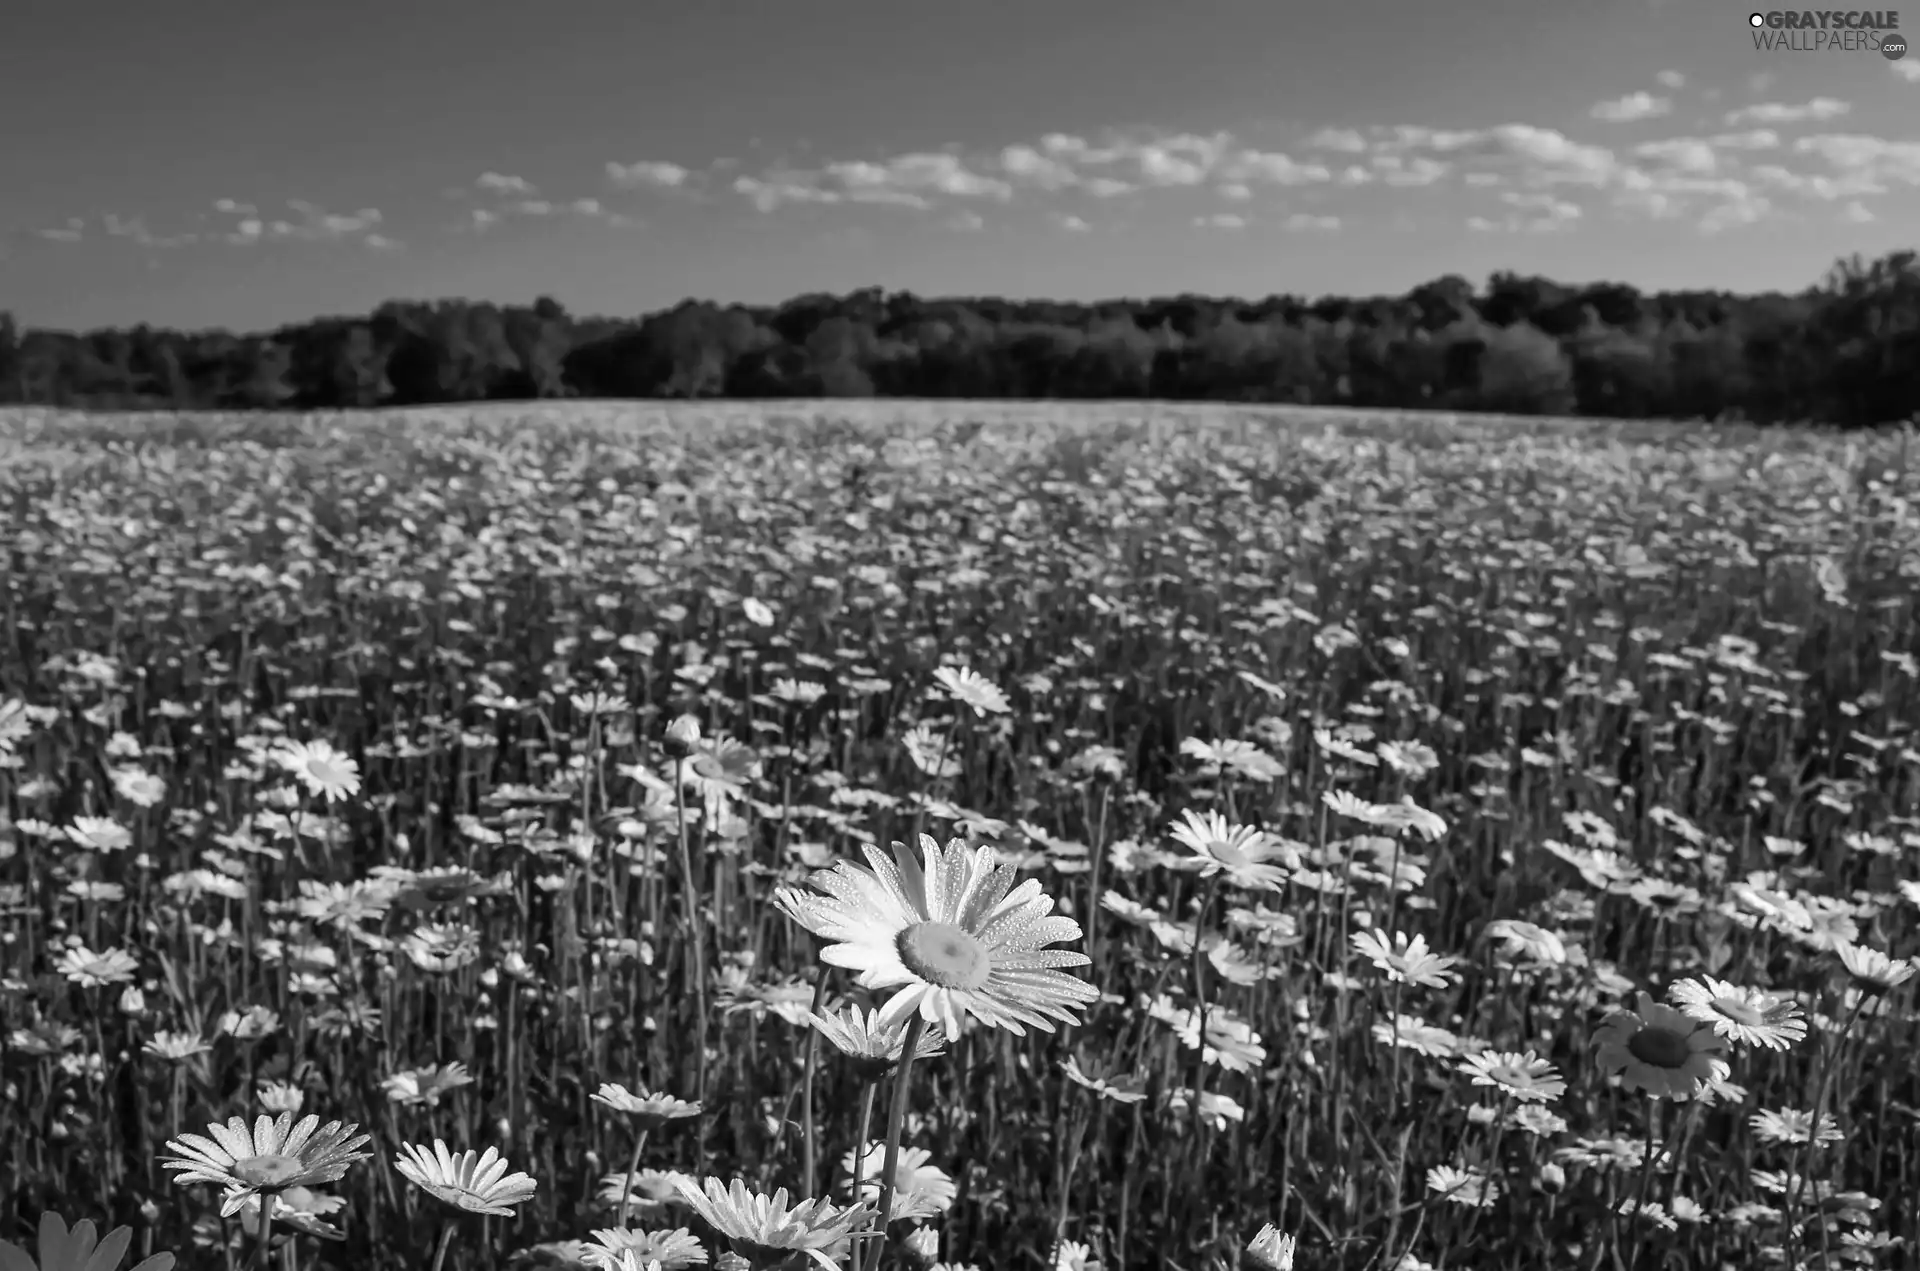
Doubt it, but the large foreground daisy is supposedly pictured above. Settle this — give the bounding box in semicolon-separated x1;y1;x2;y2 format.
1592;992;1730;1100
775;835;1098;1036
159;1112;371;1218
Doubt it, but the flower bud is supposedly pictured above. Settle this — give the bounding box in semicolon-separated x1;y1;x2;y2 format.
663;713;702;758
1539;1162;1566;1194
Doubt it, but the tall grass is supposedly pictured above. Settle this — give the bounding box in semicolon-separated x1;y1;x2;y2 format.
2;402;1918;1271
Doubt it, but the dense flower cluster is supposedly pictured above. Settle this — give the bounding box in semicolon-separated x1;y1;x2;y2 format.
2;404;1918;1270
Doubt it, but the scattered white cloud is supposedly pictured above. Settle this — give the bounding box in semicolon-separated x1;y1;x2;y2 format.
1193;212;1247;230
1698;192;1772;233
1655;69;1686;90
1590;92;1671;123
1790;133;1920;192
1220;149;1331;185
999;143;1079;190
1283;213;1340;231
1218;182;1253;201
734;173;842;213
1841;200;1876;222
476;171;536;195
1306;127;1369;153
1469;190;1583;233
219;199;389;248
946;209;985;232
35;217;85;243
1371;154;1450;187
1724;98;1851;125
1894;60;1920;82
1051;212;1091;232
1634;138;1719;175
605;160;691;189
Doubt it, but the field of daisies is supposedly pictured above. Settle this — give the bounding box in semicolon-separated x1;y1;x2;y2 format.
2;400;1920;1271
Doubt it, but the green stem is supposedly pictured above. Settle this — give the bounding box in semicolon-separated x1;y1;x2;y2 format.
429;1221;456;1271
615;1128;652;1231
673;758;710;1112
250;1196;273;1271
865;1014;928;1271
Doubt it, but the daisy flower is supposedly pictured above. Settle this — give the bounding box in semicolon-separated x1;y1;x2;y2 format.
843;1143;957;1219
774;835;1098;1037
1592;992;1730;1100
1833;940;1919;993
1350;930;1459;989
806;1003;948;1082
382;1062;473;1106
1749;1108;1845;1147
672;1177;876;1271
590;1081;704;1130
579;1226;708;1271
930;665;1010;716
1457;1050;1567;1104
1667;977;1807;1050
271;739;361;802
55;945;139;988
160;1112;372;1218
392;1140;538;1216
1425;1165;1499;1209
1484;919;1567;965
679;737;759;802
1060;1055;1149;1105
1247;1224;1296;1270
1164;809;1293;892
0;1212;177;1271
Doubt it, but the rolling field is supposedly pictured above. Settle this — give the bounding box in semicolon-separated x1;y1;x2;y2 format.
3;400;1920;1271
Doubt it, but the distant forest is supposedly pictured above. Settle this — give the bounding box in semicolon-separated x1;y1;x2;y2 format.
2;249;1916;426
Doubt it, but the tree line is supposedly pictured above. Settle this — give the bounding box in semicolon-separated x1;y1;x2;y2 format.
1;250;1915;425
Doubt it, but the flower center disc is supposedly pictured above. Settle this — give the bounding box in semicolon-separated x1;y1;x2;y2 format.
1625;1026;1694;1069
233;1153;305;1187
897;922;992;990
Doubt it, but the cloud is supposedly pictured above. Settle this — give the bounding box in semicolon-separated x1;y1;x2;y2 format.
1218;182;1253;201
217;199;388;247
1894;60;1920;82
1192;212;1247;230
1469;190;1583;233
1697;191;1771;233
1220;149;1331;185
1283;213;1340;231
946;209;985;232
606;160;691;189
734;173;842;213
999;143;1079;190
35;217;86;243
1655;69;1686;90
1724;98;1850;125
1371;154;1449;187
1841;200;1876;223
476;171;536;195
466;194;635;230
1590;92;1672;123
1634;138;1719;175
1790;133;1920;191
1306;127;1369;153
1051;212;1091;232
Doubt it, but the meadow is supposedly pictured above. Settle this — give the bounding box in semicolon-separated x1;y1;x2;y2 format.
2;398;1919;1271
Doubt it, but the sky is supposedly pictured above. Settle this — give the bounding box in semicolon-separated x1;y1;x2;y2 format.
2;0;1917;332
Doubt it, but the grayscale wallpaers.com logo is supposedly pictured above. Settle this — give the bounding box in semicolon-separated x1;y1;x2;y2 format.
1747;10;1907;57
